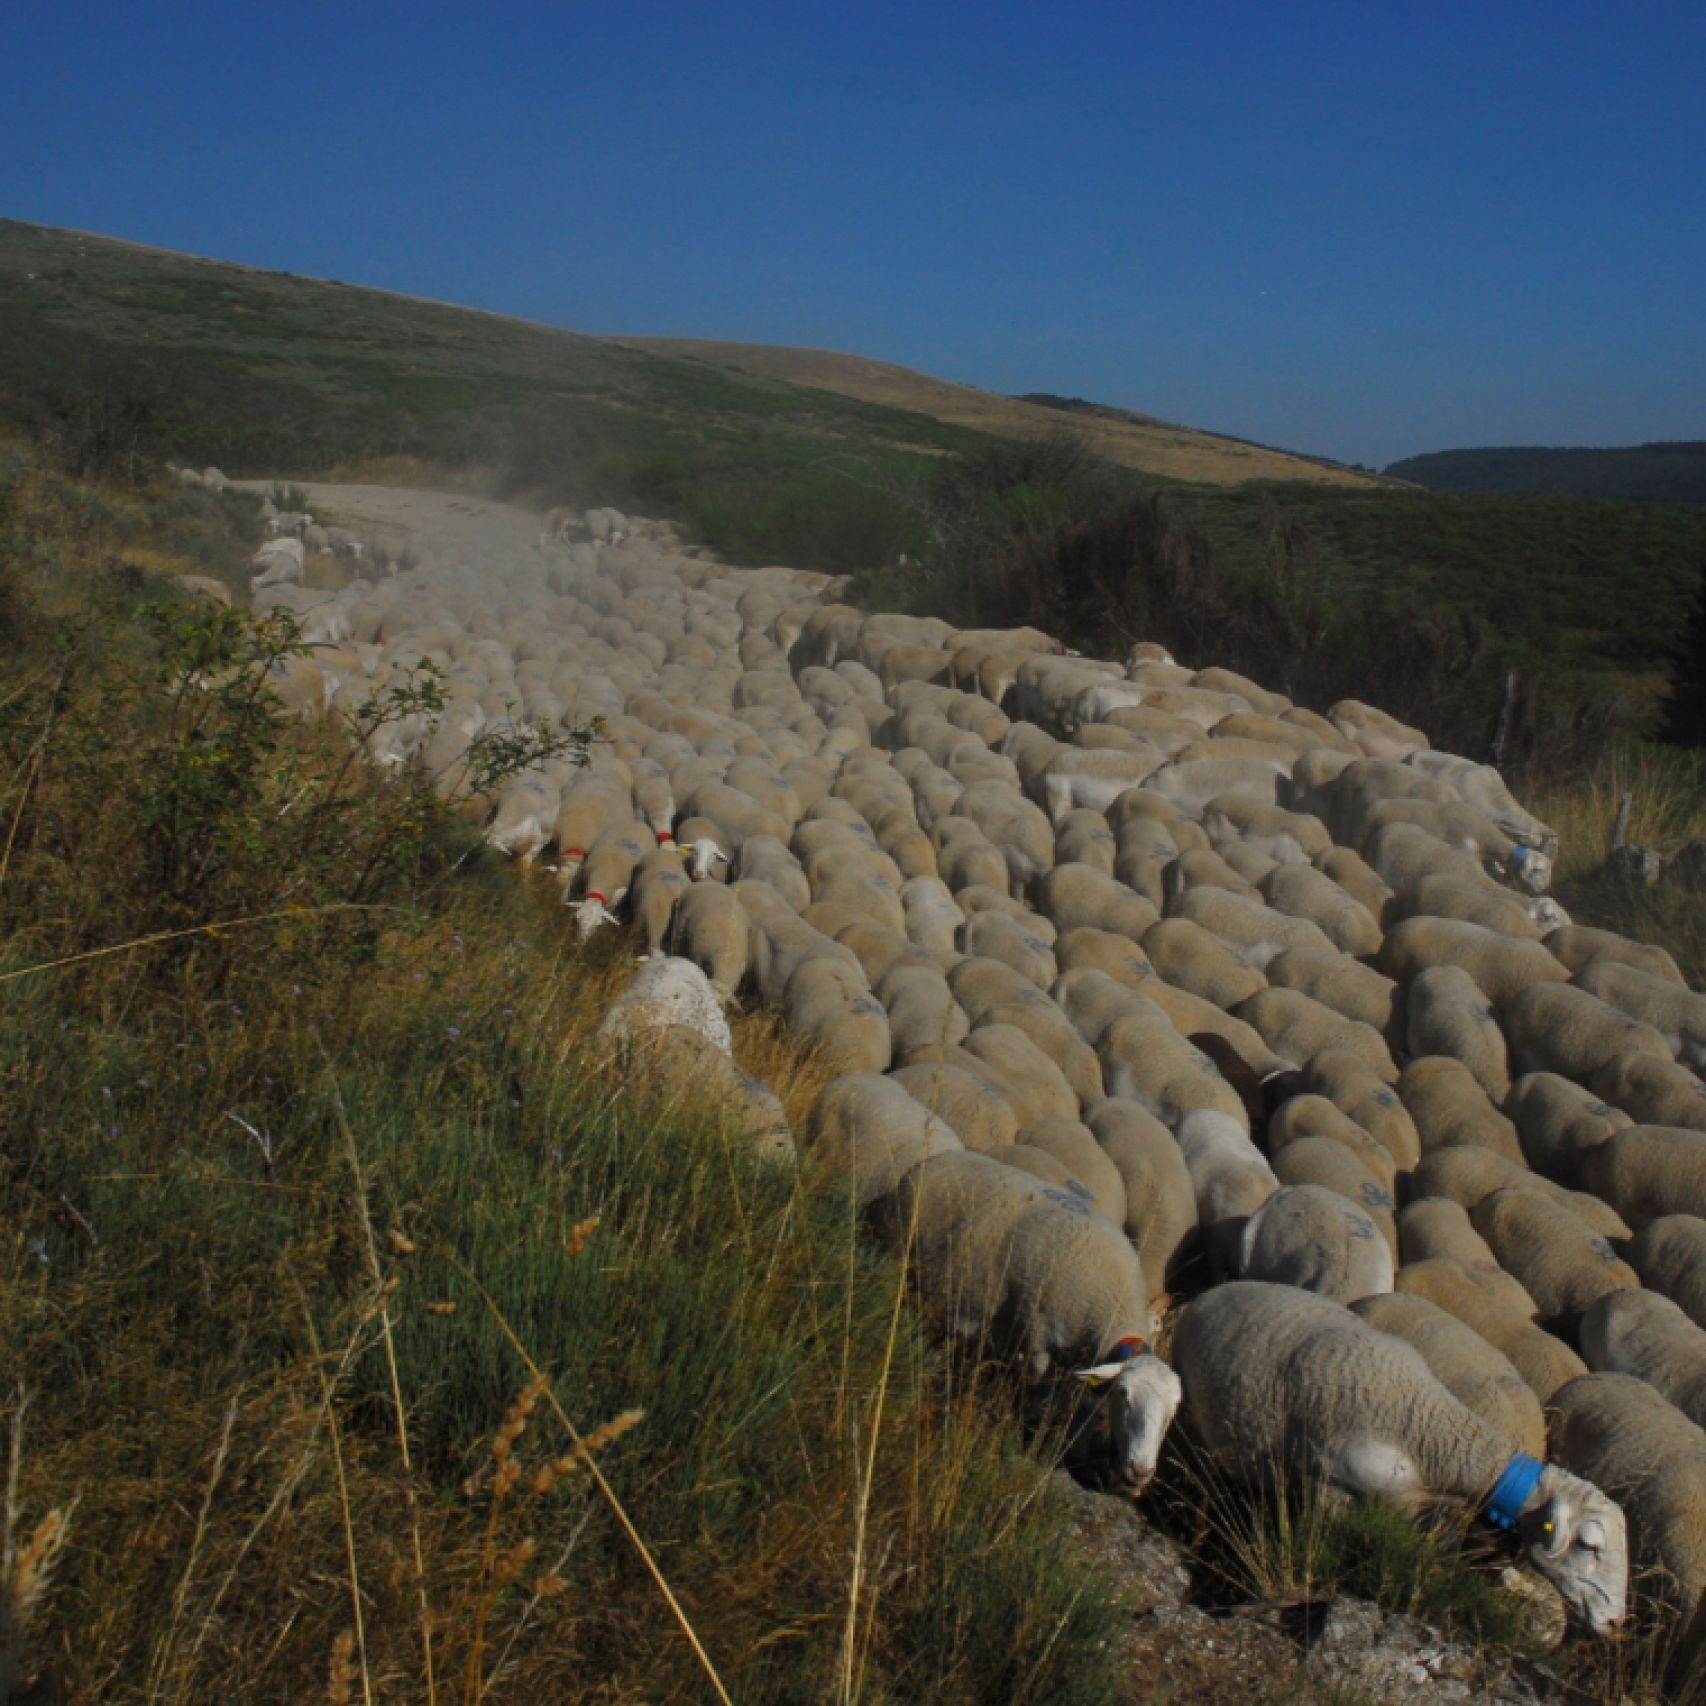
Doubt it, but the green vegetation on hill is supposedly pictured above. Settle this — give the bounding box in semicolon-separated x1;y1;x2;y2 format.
0;448;1128;1703
0;219;978;570
1385;442;1706;506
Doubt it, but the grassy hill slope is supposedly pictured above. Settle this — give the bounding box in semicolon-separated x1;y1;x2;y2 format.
0;219;993;569
613;336;1380;488
1384;442;1706;505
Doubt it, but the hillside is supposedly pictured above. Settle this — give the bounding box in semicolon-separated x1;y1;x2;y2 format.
611;337;1381;488
3;215;1700;776
1384;442;1706;505
0;218;991;569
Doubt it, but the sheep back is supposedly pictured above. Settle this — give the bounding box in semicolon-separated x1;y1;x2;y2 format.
1352;1292;1545;1456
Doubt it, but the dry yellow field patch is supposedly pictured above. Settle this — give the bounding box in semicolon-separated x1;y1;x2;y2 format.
612;337;1380;489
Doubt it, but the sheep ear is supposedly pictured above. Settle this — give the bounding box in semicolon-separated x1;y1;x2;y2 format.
611;886;629;908
1074;1361;1121;1389
1539;1503;1573;1559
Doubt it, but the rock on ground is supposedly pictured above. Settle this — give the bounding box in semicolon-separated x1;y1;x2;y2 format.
595;956;732;1056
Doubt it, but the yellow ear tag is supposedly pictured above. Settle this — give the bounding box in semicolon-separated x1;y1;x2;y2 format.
1543;1520;1555;1535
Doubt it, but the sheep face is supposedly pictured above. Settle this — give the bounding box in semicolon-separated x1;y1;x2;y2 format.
1504;844;1553;895
1525;1469;1627;1636
1526;895;1570;933
684;838;731;880
1080;1354;1182;1495
569;889;626;938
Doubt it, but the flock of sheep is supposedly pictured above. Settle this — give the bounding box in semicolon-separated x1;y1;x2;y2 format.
226;482;1706;1663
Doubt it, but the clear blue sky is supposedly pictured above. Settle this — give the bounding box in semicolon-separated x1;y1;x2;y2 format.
4;0;1702;467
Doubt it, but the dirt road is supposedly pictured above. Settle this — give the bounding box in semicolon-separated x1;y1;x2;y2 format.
234;480;543;559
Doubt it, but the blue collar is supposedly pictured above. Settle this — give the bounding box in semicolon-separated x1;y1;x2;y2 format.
1487;1454;1545;1532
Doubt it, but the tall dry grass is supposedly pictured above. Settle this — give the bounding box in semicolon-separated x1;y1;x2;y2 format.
1531;743;1706;986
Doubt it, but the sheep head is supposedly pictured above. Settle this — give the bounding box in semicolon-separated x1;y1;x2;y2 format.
1504;843;1553;895
1522;1466;1627;1637
1076;1348;1182;1496
568;888;626;938
682;838;731;880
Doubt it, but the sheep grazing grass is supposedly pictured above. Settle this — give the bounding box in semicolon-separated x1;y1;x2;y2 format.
0;454;1130;1706
1150;1427;1544;1660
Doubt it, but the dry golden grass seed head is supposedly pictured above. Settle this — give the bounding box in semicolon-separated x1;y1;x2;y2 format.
326;1628;355;1706
494;1535;538;1585
545;1407;647;1485
6;1502;75;1624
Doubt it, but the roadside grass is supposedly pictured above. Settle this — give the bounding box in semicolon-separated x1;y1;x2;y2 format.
1531;743;1706;986
0;448;1133;1702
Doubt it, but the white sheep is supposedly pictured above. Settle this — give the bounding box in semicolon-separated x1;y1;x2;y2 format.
1582;1124;1706;1227
1393;1258;1587;1401
1175;1282;1627;1635
1176;1108;1279;1268
485;773;562;865
250;537;305;588
1628;1215;1706;1331
1580;1290;1706;1432
1575;959;1706;1074
1165;885;1335;972
1327;700;1429;759
1404;749;1557;857
1237;1184;1394;1303
1550;1375;1706;1660
1003;1116;1127;1225
1351;1291;1545;1457
671;880;750;1002
876;1148;1182;1492
1468;1187;1639;1330
1377;916;1569;1008
782;956;890;1074
1405;965;1511;1100
628;845;690;958
1543;925;1686;987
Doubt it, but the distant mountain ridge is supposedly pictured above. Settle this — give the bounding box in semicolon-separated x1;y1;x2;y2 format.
1384;442;1706;505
